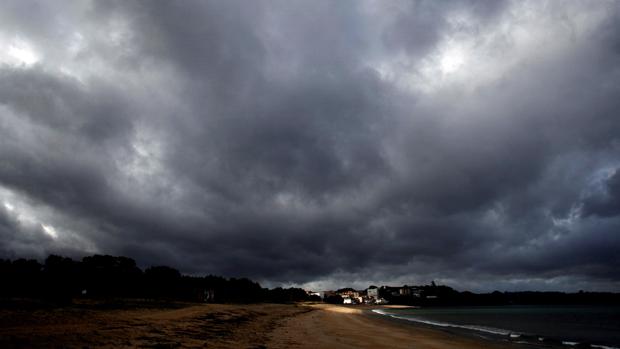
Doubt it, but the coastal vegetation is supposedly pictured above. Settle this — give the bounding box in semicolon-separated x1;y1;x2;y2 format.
0;254;315;304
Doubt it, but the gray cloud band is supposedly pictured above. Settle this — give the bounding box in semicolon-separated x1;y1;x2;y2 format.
0;0;619;291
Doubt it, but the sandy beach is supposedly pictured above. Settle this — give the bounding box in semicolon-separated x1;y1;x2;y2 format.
0;300;533;348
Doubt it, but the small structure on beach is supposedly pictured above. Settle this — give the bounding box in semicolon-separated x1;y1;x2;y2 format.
204;288;216;302
306;290;322;298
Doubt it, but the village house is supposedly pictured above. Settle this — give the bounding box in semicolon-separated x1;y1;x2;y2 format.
367;285;379;299
336;288;359;298
380;285;423;299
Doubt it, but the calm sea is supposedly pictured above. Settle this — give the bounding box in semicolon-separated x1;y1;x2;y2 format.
372;305;620;348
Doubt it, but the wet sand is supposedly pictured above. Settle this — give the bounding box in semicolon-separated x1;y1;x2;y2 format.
0;300;532;348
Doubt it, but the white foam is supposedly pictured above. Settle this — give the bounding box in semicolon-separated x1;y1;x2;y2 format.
371;309;512;336
371;309;620;349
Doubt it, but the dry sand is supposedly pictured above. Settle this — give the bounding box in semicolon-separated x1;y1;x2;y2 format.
0;300;529;348
0;300;307;348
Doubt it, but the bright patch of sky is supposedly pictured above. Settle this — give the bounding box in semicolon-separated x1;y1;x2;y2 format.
41;224;58;239
372;1;611;95
3;201;15;212
1;38;39;67
439;46;465;74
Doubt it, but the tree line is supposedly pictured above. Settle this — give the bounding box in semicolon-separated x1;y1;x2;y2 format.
0;254;318;304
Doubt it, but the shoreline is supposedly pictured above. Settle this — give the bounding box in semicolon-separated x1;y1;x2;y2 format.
364;305;545;349
364;304;620;349
267;303;535;349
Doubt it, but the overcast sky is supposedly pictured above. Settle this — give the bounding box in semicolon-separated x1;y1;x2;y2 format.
1;0;619;292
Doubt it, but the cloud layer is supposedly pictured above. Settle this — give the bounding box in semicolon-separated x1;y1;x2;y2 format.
1;0;619;291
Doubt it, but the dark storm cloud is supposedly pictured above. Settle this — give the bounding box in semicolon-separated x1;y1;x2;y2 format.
1;0;620;291
382;0;508;57
0;203;51;258
583;169;620;218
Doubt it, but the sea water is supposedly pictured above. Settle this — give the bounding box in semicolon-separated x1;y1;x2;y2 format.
372;305;620;348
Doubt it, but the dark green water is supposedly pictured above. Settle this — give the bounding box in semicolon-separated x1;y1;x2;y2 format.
373;305;620;348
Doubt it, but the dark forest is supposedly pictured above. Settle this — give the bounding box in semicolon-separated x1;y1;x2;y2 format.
0;254;315;304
